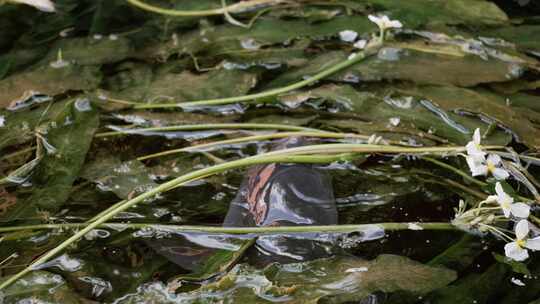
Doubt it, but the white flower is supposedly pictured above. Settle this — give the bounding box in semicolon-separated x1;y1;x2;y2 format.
485;154;509;180
490;182;530;218
504;220;540;261
8;0;55;12
466;128;486;159
368;15;403;31
339;30;358;42
465;155;487;177
466;154;509;180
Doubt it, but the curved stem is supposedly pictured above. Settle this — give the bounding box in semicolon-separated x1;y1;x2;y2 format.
131;47;376;109
126;0;285;17
95;123;320;137
0;222;455;235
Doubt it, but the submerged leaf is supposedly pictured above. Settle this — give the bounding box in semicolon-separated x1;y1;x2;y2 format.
118;254;456;303
81;156;157;200
1;270;86;303
2;97;99;221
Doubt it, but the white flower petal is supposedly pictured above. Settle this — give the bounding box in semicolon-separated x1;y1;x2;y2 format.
492;167;509;180
339;30;358;42
510;203;530;218
515;219;530;240
501;206;511;218
367;14;401;30
525;237;540;251
388;20;403;28
473;128;481;145
495;182;504;196
495;182;513;204
353;39;367;49
11;0;55;12
471;164;488;177
487;154;502;165
466;141;485;158
368;15;381;25
505;242;529;261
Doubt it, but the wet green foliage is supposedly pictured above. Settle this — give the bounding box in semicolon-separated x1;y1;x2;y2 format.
0;0;540;303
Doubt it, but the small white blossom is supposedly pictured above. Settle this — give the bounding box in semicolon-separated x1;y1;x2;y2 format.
8;0;55;12
485;154;509;180
466;154;509;180
408;223;423;230
353;39;367;49
464;129;509;179
339;30;358;42
510;277;525;286
368;15;402;31
466;128;486;159
504;220;540;261
489;182;530;218
389;117;400;127
367;134;383;145
465;155;487;177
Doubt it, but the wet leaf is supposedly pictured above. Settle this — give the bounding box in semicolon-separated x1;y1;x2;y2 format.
81;156;157;200
39;35;135;66
313;84;511;146
429;234;486;272
0;64;102;109
119;254;456;303
402;85;540;148
2;97;99;220
166;236;255;282
106;69;258;105
190;255;456;303
493;252;530;276
140;15;376;61
481;25;540;53
1;270;87;303
426;263;508;304
269;254;457;303
363;0;508;28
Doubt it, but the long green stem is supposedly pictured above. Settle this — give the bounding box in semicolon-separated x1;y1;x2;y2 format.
0;143;469;290
136;131;368;161
95;123;320;137
0;222;455;235
131;48;376;109
126;0;285;17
